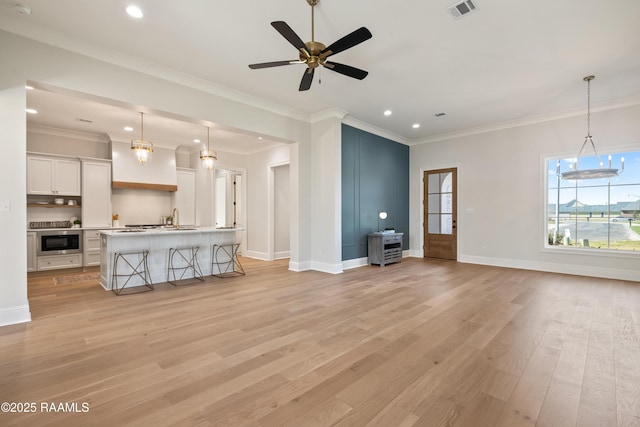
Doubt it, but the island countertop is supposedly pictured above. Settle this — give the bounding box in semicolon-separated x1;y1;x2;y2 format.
99;227;242;290
99;226;243;236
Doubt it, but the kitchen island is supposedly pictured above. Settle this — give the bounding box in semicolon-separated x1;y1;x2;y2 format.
99;227;242;290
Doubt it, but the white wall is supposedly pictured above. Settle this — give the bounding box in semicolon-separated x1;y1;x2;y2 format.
0;30;312;326
111;188;173;225
28;127;110;159
246;145;291;260
306;113;344;273
0;83;30;326
274;164;290;258
409;104;640;281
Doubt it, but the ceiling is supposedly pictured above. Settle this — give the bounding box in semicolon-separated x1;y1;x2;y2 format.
2;0;640;148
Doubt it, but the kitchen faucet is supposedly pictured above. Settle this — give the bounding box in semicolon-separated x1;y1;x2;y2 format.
172;207;179;229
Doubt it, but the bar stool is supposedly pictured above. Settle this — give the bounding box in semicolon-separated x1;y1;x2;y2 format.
111;250;153;296
167;246;204;286
211;243;245;278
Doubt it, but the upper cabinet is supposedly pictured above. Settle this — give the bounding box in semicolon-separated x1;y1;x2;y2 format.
81;159;112;228
27;155;81;196
172;168;196;225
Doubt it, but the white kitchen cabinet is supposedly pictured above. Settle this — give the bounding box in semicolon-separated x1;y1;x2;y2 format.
27;155;81;196
83;230;102;267
81;159;112;228
37;254;82;271
172;168;196;225
27;232;37;272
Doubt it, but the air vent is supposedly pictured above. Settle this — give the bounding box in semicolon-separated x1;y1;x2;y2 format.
75;117;93;124
447;0;478;19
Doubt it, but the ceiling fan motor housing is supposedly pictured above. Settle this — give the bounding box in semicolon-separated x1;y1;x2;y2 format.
301;41;327;68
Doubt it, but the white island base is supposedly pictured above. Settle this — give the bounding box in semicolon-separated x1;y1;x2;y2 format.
99;227;241;291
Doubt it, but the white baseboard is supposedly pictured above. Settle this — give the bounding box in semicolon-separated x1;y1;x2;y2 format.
289;260;311;272
275;251;290;259
310;261;344;274
343;257;369;270
460;255;640;282
243;250;270;261
343;251;414;270
0;305;31;327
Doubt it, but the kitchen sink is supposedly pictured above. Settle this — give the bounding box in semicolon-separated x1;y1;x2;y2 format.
163;227;198;231
115;229;146;233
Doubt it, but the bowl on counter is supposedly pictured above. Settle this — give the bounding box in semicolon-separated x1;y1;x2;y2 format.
54;198;64;205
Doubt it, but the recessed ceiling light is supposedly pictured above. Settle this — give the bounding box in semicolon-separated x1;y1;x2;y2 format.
384;110;392;116
25;85;34;90
124;126;134;132
26;108;38;114
126;5;143;18
194;139;201;143
258;137;263;140
412;123;420;129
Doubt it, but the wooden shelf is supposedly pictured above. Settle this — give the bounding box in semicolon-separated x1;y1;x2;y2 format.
27;204;81;208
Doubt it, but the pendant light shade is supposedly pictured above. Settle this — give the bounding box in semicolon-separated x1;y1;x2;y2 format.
200;127;217;171
561;76;624;180
131;112;153;166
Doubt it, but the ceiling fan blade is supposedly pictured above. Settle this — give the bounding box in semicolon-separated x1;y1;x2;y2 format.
249;60;299;69
299;68;315;91
323;61;368;80
271;21;309;56
320;27;372;58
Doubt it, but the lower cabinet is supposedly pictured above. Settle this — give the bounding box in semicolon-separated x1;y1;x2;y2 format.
27;232;37;272
37;253;82;271
83;230;102;267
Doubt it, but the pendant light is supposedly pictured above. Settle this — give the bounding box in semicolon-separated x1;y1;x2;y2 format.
561;76;623;180
200;126;217;171
131;112;153;166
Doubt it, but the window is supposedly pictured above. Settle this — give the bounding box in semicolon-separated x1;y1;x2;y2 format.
546;151;640;252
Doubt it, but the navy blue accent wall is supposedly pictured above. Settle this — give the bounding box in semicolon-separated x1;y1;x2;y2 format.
342;124;409;261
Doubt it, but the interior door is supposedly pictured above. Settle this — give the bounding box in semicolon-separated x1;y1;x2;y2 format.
424;168;457;260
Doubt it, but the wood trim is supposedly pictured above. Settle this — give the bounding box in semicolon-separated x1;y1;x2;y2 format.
112;181;177;192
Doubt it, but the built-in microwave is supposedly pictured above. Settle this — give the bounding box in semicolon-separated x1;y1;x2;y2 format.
37;230;82;256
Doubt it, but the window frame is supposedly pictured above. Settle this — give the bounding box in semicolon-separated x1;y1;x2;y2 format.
541;150;640;259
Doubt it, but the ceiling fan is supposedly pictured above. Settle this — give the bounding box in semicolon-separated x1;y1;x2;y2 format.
248;0;372;91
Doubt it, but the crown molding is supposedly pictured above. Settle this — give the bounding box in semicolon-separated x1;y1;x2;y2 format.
0;26;310;124
342;116;409;145
310;108;349;123
27;124;109;143
410;94;640;145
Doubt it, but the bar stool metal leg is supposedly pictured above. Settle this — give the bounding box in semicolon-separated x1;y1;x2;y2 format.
167;246;204;286
211;243;245;278
111;250;153;296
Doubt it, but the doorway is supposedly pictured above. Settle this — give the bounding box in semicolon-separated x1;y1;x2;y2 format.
215;168;245;252
424;168;457;260
270;163;290;260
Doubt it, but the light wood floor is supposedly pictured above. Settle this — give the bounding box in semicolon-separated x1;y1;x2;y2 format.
1;258;640;426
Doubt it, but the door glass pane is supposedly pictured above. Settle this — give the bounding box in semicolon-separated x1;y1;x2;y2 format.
441;172;453;193
428;214;440;233
441;193;452;214
428;194;440;213
428;174;440;193
441;214;453;234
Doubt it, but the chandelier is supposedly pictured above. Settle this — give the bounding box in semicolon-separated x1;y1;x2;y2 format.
200;126;217;171
561;76;623;180
130;112;153;166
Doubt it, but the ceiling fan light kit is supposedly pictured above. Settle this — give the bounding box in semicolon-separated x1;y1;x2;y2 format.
561;76;623;180
249;0;372;91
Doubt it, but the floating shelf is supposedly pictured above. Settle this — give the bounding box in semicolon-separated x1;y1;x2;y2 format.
27;204;81;208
